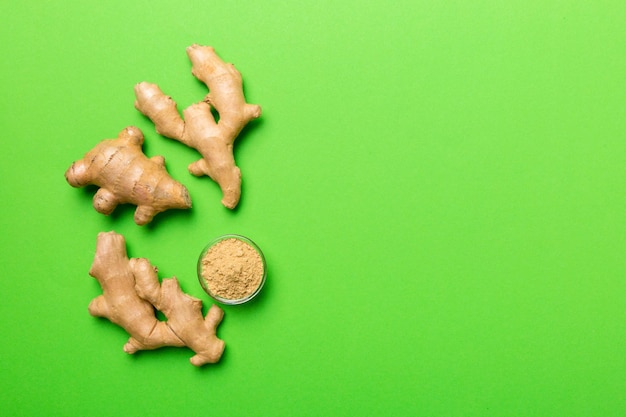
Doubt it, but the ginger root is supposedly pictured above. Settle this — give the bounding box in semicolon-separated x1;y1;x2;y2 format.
65;126;191;225
134;45;261;209
88;231;225;366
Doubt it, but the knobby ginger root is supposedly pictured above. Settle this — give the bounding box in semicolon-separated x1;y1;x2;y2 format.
65;126;192;225
134;45;261;209
88;231;225;366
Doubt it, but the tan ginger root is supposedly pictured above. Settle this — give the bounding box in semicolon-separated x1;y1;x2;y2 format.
65;126;191;225
88;231;225;366
134;45;261;209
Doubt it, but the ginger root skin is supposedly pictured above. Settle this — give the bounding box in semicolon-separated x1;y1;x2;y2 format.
134;45;261;209
88;231;225;366
65;126;192;225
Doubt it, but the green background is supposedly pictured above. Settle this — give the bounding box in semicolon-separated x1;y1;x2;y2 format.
2;1;625;415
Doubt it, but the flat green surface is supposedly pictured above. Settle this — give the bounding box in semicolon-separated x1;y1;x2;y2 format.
2;1;625;415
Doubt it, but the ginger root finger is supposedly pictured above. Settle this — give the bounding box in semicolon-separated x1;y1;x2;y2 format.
130;257;225;365
65;126;192;225
134;83;185;141
134;45;261;209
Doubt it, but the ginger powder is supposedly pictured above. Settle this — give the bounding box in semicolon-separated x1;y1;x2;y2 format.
199;236;266;304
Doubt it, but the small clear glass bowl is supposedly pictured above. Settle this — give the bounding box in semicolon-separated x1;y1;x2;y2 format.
197;234;267;305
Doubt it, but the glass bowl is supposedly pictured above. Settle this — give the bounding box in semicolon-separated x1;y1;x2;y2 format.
197;234;267;305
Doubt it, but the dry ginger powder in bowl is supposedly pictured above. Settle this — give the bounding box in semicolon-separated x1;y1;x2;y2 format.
200;237;265;304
